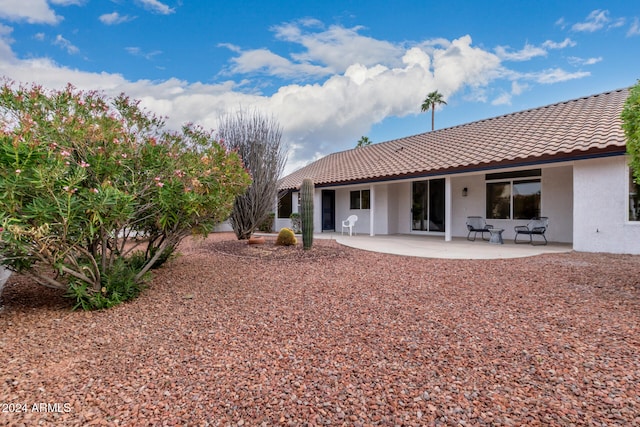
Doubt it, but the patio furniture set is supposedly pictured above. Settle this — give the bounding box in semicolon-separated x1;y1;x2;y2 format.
339;214;548;245
466;216;549;245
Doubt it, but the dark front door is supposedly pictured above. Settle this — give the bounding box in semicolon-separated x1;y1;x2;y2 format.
322;190;335;231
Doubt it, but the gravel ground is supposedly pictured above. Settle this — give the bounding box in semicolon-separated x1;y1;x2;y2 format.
1;232;639;426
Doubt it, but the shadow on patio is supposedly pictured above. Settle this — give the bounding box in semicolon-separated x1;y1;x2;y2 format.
316;233;572;260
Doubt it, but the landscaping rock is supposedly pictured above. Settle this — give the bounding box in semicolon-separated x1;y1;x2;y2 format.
1;233;639;425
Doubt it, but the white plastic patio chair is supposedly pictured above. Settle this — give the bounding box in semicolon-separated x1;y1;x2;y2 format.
341;215;358;236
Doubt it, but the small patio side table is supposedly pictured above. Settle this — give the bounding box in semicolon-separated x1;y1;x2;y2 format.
488;228;504;244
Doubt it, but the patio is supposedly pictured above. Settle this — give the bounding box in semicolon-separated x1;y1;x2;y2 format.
317;232;572;259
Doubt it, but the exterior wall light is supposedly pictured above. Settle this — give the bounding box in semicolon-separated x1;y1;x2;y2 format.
462;187;468;197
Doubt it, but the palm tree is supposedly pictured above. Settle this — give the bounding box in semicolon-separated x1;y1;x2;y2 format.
421;90;447;131
356;136;372;147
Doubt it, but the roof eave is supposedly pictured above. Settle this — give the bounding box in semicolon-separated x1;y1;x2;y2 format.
278;145;627;190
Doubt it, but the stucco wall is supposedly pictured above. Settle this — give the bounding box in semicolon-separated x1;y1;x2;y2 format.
451;175;486;238
574;156;640;254
387;183;402;234
541;165;573;243
334;186;370;235
449;167;573;242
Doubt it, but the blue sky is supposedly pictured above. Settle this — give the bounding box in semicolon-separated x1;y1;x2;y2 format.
0;0;638;174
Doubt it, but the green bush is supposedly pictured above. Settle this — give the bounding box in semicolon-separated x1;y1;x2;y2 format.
0;83;251;310
623;80;640;182
65;256;148;310
276;228;297;246
258;212;275;232
289;212;301;233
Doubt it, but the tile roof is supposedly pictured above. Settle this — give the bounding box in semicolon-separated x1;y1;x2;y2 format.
279;88;629;190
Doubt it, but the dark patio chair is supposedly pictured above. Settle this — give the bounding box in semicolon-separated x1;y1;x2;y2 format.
514;217;549;245
466;216;494;241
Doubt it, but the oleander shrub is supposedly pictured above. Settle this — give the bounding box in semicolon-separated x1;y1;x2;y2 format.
623;80;640;182
0;82;251;309
276;228;297;246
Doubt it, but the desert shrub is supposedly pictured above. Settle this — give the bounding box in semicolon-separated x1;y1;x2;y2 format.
218;110;286;240
623;80;640;182
258;212;275;232
0;82;251;310
65;256;147;310
289;213;301;233
276;228;297;246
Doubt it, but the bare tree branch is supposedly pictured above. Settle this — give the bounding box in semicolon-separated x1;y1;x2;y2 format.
217;109;287;239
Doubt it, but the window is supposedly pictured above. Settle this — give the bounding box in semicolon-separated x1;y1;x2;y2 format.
486;170;541;219
486;182;511;219
278;191;292;218
513;179;542;219
350;189;370;209
630;168;639;221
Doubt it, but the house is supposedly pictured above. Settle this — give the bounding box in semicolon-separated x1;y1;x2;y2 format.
277;88;640;255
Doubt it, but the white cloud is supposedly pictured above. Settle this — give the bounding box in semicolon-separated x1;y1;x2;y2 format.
272;21;404;73
527;68;590;84
0;0;61;24
99;12;134;25
53;34;78;54
491;92;511;106
628;18;640;37
125;46;162;60
496;38;575;62
432;35;502;91
51;0;85;5
136;0;175;15
223;47;330;79
0;23;16;61
542;38;576;49
491;76;529;106
0;21;590;174
572;10;610;32
609;17;626;29
568;56;602;66
495;43;546;61
511;81;528;96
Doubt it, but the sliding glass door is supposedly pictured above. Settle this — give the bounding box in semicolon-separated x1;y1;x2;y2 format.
412;179;445;232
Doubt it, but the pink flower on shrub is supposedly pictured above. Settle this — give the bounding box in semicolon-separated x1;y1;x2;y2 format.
156;182;164;188
15;169;21;174
61;150;71;157
91;188;99;194
63;186;77;194
79;161;90;168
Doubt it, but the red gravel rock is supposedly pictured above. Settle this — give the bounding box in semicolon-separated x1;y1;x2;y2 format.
1;233;639;426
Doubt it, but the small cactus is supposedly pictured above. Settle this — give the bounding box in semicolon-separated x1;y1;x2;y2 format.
300;178;314;250
275;228;297;246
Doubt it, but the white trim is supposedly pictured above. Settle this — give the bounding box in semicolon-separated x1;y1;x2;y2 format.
445;177;452;241
626;162;640;225
369;185;375;236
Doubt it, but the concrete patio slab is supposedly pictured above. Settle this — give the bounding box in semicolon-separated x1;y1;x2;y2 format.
316;233;572;259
